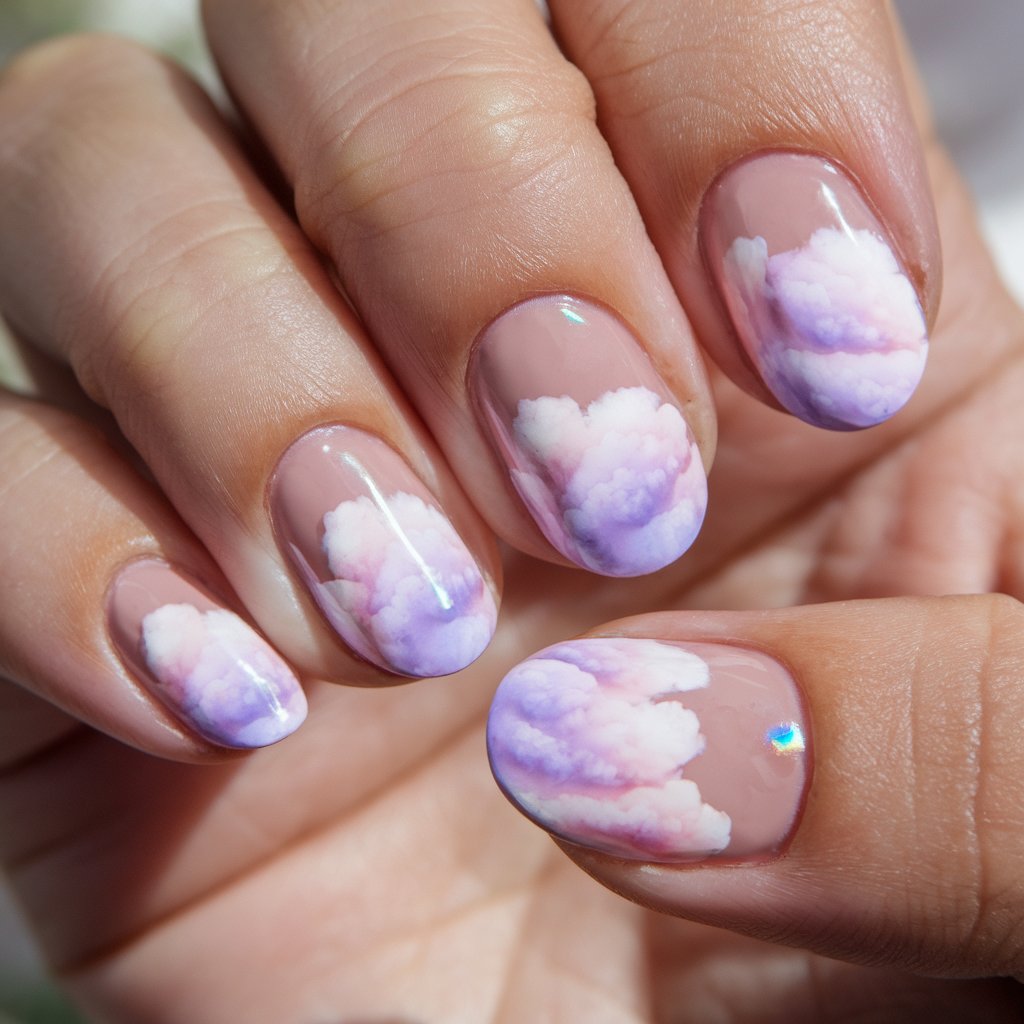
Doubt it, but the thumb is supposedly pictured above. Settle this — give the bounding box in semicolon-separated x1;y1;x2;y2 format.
486;596;1024;978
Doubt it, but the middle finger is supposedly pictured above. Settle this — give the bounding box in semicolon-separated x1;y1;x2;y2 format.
204;0;716;578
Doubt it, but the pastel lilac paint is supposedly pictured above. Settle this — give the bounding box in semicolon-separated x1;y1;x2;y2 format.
471;296;708;578
320;491;497;677
271;425;497;679
142;603;307;748
725;228;927;428
488;638;731;860
510;386;707;576
702;152;929;430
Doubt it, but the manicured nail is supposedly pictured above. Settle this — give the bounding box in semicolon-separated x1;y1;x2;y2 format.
271;425;497;678
487;637;809;863
701;152;928;430
470;295;707;577
108;559;306;748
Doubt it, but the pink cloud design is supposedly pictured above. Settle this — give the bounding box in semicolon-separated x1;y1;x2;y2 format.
510;386;706;576
488;638;731;860
725;227;928;428
142;603;306;748
320;491;497;677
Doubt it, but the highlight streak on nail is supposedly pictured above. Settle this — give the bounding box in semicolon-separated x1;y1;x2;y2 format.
320;488;497;677
340;453;454;612
141;603;306;748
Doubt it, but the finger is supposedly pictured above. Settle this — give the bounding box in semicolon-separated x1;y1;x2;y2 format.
487;597;1024;978
0;36;498;680
549;0;939;431
0;391;305;757
202;0;714;577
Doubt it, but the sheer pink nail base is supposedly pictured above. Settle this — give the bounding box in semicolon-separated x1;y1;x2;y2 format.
471;295;707;577
107;559;307;749
487;637;809;864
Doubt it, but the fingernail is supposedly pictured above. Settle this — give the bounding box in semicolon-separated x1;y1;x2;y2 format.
701;152;928;430
270;425;497;678
107;559;307;749
487;637;809;863
470;295;707;577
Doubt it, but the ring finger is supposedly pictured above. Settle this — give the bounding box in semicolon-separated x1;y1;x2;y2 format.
0;36;500;683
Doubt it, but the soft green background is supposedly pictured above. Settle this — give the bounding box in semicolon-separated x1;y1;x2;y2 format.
0;0;207;71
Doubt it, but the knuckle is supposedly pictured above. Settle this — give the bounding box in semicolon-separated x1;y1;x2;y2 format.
0;34;178;201
71;206;289;408
295;32;596;246
961;593;1024;972
900;596;1024;973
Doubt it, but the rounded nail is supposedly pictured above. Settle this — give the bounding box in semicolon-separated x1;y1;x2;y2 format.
470;295;707;577
487;637;809;863
702;152;928;430
271;425;497;678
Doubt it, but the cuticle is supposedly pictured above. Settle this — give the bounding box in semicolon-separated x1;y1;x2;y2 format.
700;146;924;303
103;554;236;627
464;290;662;400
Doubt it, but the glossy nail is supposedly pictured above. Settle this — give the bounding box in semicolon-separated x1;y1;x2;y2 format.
108;559;306;748
702;152;928;430
471;295;707;577
487;637;809;863
271;425;497;677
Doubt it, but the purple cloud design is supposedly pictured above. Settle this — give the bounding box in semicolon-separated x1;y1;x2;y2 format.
725;227;928;429
141;603;306;748
509;386;707;576
320;491;497;677
487;638;731;860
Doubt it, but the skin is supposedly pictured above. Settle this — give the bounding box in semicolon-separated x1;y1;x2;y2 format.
0;1;1022;1020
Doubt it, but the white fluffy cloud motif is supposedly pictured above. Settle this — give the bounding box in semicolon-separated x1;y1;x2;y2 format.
488;638;731;860
510;386;706;576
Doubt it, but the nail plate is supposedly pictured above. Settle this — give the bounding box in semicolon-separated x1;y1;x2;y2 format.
702;152;928;430
271;425;497;677
471;295;707;577
487;637;809;863
108;559;307;748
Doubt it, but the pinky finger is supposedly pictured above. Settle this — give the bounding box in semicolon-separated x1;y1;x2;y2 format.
0;391;307;760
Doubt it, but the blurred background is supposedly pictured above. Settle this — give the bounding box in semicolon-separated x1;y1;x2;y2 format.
0;2;1022;1021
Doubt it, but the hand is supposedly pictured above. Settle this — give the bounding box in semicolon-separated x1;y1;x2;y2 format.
0;1;1022;1019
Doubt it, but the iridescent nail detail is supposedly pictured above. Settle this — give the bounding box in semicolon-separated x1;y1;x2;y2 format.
272;426;497;678
703;152;928;430
487;638;809;863
767;722;806;755
472;296;707;577
108;560;306;749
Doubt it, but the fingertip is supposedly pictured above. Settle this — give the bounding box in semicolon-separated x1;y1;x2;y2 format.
488;599;1024;978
